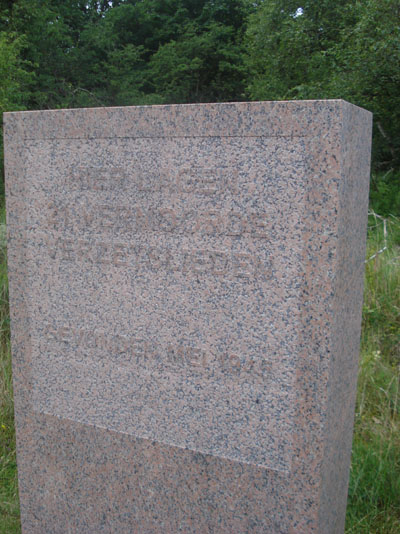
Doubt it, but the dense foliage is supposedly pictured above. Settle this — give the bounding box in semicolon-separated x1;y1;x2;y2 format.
0;0;399;205
0;0;250;108
245;0;400;214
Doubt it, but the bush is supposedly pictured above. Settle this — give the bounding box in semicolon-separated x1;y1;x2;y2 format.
370;171;400;217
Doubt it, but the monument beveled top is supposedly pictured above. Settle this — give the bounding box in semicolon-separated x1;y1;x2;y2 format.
4;100;372;534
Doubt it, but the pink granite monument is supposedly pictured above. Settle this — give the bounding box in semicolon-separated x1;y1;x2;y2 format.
4;100;372;533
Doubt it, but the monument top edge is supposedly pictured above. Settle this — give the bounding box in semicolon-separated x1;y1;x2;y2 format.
3;99;372;141
3;98;370;117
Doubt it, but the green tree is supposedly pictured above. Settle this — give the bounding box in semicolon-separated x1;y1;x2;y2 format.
147;22;246;103
1;0;251;109
245;0;400;173
332;0;400;171
0;30;32;192
245;0;355;100
0;31;30;110
8;0;90;108
80;0;251;105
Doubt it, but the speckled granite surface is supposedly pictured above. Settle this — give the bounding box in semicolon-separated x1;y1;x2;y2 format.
4;100;372;533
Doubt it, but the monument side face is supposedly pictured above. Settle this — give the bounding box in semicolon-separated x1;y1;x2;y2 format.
4;100;372;534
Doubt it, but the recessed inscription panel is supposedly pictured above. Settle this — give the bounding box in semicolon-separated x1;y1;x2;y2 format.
26;135;306;471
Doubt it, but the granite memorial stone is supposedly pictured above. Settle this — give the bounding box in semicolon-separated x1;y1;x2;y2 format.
4;100;372;533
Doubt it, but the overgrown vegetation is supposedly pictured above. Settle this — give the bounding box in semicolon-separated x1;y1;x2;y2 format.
346;213;400;533
0;208;18;534
370;171;400;218
245;0;400;173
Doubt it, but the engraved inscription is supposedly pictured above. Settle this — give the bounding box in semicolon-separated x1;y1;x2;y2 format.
67;166;238;195
46;202;272;239
45;324;273;379
43;237;271;279
68;167;128;190
176;167;237;195
26;135;305;472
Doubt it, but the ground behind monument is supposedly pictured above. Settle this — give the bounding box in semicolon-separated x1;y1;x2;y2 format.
0;207;399;534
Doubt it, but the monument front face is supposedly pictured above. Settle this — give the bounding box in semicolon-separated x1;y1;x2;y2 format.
4;101;372;533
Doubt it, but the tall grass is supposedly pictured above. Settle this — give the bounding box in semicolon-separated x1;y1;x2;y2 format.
0;206;19;534
346;213;400;533
0;208;399;533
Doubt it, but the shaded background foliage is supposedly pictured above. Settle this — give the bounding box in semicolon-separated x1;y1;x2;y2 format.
245;0;400;214
0;0;399;205
2;0;398;212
